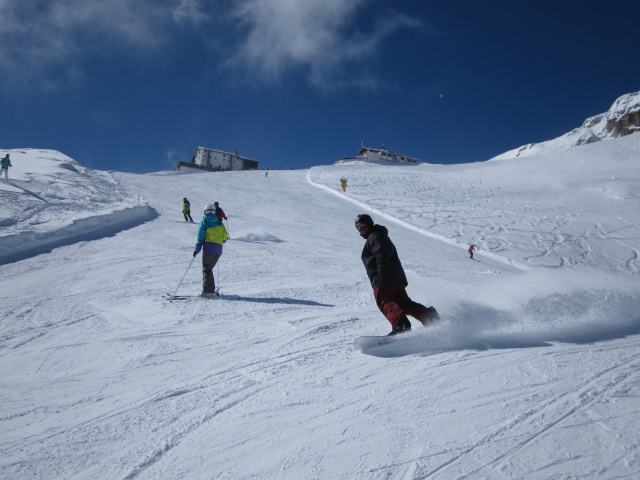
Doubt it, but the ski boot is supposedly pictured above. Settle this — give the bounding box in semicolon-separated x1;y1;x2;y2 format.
419;307;440;326
388;319;412;336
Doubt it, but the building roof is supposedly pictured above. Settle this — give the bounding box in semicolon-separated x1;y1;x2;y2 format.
356;146;419;163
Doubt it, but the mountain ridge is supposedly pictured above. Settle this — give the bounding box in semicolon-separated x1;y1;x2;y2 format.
491;91;640;161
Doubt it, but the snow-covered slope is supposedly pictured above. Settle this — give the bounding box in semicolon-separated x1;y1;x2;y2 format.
1;137;640;479
0;148;156;263
491;91;640;161
314;134;640;272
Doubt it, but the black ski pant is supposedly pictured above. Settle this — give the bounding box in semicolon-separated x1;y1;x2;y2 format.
202;253;221;294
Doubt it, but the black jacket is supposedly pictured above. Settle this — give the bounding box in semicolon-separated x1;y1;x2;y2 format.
361;225;407;289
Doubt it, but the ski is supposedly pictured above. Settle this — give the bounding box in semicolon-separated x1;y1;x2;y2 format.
163;290;222;301
163;293;193;301
353;335;397;350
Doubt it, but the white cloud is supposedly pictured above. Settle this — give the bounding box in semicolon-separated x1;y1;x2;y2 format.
164;147;187;167
0;0;180;91
0;0;422;93
227;0;422;90
172;0;213;28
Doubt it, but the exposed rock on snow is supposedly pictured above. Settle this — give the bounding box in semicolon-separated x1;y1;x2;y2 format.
491;91;640;160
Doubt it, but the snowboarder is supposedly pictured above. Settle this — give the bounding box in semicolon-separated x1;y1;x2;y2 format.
355;214;439;335
1;153;11;181
193;204;229;295
468;244;475;259
182;198;194;222
340;178;347;192
214;202;227;222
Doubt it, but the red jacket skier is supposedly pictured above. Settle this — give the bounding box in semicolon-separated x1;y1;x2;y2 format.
214;202;227;222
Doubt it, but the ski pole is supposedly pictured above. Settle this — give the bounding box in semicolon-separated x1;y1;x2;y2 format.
172;255;196;297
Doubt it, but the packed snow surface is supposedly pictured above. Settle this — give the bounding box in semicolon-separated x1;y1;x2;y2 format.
1;135;640;479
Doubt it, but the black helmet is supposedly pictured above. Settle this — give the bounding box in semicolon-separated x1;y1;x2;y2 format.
355;214;373;228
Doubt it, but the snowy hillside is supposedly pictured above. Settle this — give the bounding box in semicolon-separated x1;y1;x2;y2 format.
0;148;155;262
1;136;640;479
491;91;640;160
316;134;640;273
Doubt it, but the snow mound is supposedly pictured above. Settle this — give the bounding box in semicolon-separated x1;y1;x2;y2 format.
0;148;157;263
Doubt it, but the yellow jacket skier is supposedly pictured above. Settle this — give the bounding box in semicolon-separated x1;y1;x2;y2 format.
182;198;194;222
193;204;229;295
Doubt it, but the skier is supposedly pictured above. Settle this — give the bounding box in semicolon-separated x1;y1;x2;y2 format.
182;198;194;223
214;202;227;222
355;214;439;335
1;153;11;181
193;204;229;296
340;178;347;192
468;244;475;259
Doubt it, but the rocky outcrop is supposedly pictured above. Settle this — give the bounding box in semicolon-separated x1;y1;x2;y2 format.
585;92;640;138
491;91;640;161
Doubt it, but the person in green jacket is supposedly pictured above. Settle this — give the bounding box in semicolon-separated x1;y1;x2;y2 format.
182;198;194;222
1;153;11;181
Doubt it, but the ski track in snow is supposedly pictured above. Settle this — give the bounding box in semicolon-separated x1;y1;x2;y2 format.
1;137;640;479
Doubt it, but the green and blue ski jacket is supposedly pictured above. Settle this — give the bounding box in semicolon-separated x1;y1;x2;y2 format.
195;213;228;255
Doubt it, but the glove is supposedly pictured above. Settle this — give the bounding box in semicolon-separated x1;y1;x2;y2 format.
193;251;198;257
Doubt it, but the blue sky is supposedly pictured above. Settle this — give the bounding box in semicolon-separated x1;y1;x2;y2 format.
1;0;638;173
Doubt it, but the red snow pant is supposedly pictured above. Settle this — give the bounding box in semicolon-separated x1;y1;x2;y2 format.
373;283;431;329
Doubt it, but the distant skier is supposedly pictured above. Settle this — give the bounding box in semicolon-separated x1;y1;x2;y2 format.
182;198;194;222
193;204;229;296
214;202;227;222
1;153;11;181
468;244;476;259
355;214;439;335
340;178;347;192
